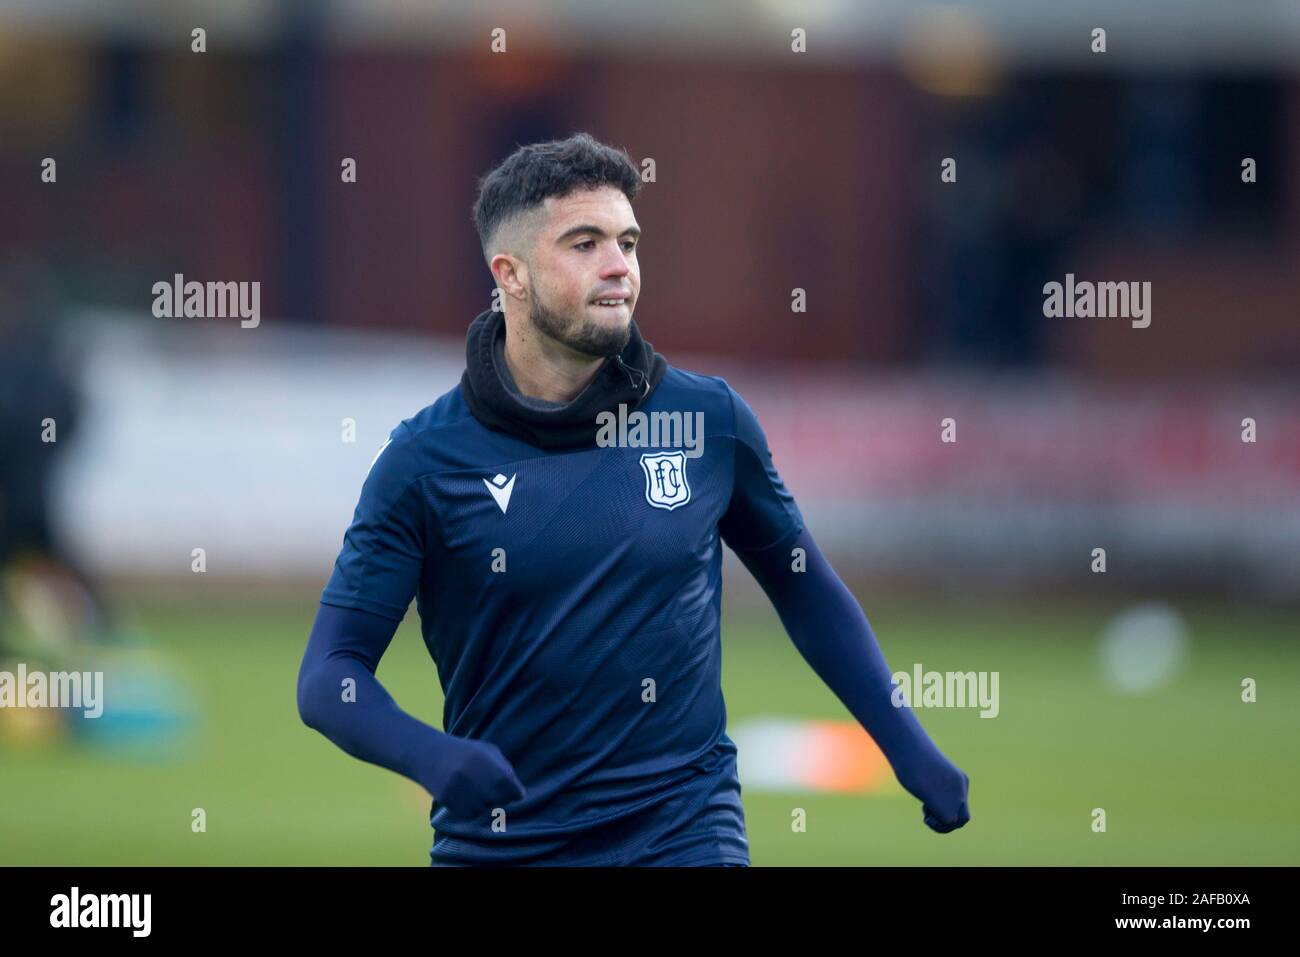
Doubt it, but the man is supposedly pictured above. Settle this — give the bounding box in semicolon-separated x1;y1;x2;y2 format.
0;256;117;655
297;133;970;866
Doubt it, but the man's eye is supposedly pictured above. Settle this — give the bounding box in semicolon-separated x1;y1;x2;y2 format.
573;239;636;251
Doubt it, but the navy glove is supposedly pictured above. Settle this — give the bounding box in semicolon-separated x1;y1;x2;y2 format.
897;755;970;834
425;734;527;819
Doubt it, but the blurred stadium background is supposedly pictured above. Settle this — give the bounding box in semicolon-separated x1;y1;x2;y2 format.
1;0;1298;865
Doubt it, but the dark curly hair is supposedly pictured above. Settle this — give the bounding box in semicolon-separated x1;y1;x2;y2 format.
471;133;641;263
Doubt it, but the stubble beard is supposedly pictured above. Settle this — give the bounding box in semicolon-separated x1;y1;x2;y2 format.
527;288;631;358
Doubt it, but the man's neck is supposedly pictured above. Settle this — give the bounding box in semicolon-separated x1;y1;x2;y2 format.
501;310;606;405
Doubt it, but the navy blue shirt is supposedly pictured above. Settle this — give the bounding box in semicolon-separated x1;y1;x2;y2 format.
319;367;803;865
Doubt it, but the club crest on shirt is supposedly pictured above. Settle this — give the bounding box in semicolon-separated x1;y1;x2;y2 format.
640;451;691;510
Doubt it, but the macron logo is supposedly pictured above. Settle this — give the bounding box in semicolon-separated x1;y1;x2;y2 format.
483;473;516;514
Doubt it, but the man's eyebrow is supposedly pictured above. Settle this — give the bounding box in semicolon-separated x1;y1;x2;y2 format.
555;223;642;243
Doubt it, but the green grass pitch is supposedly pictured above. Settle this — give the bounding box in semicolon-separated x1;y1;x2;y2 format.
2;589;1297;865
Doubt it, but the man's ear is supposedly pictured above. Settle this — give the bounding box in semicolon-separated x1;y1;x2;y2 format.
490;253;528;301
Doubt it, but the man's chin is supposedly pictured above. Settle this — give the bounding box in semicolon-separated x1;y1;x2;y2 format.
577;307;633;355
527;296;633;357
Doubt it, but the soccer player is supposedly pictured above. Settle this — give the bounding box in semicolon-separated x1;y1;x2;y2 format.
297;133;970;866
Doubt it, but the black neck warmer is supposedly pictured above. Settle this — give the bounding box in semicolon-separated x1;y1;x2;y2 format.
460;307;669;449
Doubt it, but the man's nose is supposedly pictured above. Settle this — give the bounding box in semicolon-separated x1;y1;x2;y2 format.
599;243;631;276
